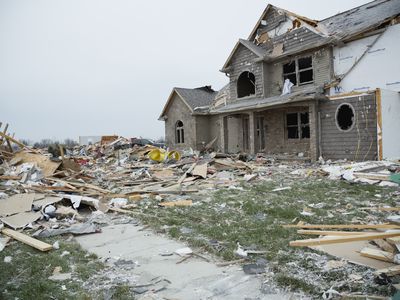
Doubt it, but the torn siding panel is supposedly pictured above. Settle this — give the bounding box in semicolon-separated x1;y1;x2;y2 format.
333;24;400;93
380;89;400;159
320;94;377;161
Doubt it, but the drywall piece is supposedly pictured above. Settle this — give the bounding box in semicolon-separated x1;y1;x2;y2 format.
191;163;208;179
333;24;400;93
1;211;42;229
33;196;63;209
380;89;400;159
0;193;36;217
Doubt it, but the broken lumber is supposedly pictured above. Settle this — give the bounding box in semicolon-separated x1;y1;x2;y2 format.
159;200;192;207
373;239;396;253
289;231;400;247
386;236;400;245
2;228;53;251
177;162;197;184
0;131;26;148
360;248;394;262
375;265;400;276
284;223;400;230
353;172;389;181
297;230;378;236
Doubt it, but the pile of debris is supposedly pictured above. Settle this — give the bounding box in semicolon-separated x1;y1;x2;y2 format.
0;122;400;253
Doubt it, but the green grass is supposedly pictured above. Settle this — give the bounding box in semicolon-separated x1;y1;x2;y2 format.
138;176;400;298
0;235;135;300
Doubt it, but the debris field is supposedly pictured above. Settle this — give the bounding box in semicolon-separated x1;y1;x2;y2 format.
1;126;400;299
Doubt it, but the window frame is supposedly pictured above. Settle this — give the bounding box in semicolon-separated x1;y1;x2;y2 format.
175;120;185;144
283;56;314;87
237;71;256;98
285;112;310;140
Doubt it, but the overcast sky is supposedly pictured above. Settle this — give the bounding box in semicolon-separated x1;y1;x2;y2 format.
1;0;371;142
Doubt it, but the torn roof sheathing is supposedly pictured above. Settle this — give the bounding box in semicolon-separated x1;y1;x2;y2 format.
319;0;400;40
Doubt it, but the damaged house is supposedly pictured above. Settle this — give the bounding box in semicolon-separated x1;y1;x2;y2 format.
159;0;400;161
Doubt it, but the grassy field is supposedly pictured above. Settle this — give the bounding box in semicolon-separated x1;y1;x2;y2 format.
0;235;134;300
138;174;400;298
1;172;399;299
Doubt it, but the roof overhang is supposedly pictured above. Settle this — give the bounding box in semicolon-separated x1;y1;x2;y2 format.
220;39;265;72
158;89;194;120
208;86;327;115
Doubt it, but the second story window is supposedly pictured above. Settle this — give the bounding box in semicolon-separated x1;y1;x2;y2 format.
283;56;313;86
237;71;256;98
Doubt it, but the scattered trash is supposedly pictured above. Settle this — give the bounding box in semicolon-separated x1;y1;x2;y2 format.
174;247;193;256
4;256;12;263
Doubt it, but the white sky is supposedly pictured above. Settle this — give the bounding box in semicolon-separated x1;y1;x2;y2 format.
0;0;371;142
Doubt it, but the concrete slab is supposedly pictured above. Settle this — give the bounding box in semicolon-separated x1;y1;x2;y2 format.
76;223;291;299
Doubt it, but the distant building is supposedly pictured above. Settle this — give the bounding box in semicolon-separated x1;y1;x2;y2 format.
78;136;101;145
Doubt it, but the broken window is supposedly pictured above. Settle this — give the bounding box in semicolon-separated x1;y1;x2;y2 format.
237;71;256;98
286;112;310;139
175;120;184;144
283;56;313;86
336;103;355;131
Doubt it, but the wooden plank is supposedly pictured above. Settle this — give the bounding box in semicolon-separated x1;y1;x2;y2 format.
284;223;400;230
360;248;394;262
353;172;389;181
289;232;400;247
375;265;400;276
2;228;53;251
0;131;26;148
297;230;378;236
361;207;400;212
159;200;192;207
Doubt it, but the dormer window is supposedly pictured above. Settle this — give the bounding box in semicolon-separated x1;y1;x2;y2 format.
283;56;313;86
237;71;256;98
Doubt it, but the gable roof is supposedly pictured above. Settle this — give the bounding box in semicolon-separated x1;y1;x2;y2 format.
159;86;217;120
221;39;265;71
319;0;400;40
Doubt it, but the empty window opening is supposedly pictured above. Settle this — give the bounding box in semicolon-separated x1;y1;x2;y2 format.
237;71;256;98
283;56;313;86
336;103;355;131
286;112;310;139
175;120;184;144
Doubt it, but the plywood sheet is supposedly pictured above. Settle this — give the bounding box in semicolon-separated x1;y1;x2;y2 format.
311;239;395;269
12;152;61;177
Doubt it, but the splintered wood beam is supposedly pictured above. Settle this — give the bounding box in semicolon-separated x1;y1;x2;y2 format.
2;228;53;252
297;230;378;236
284;223;400;230
289;231;400;247
0;131;26;148
360;248;394;262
